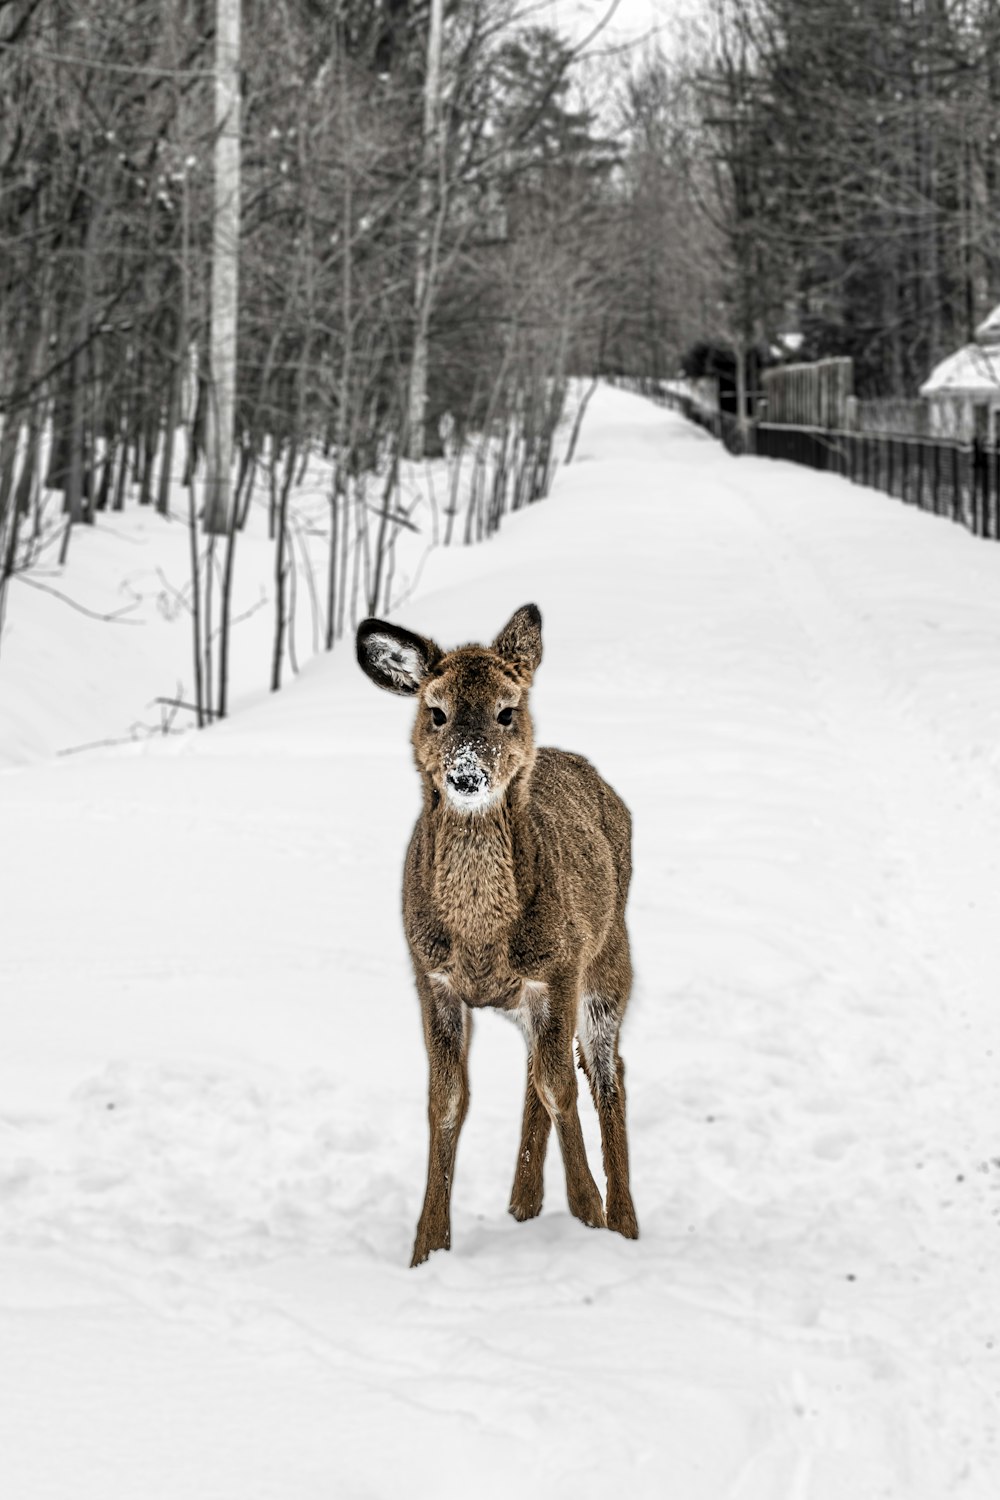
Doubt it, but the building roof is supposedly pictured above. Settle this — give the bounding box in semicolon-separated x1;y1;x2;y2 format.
974;302;1000;346
920;341;1000;400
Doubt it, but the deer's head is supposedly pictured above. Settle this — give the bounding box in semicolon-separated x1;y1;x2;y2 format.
357;605;542;813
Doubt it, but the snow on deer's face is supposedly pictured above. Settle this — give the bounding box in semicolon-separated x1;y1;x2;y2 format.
416;648;535;813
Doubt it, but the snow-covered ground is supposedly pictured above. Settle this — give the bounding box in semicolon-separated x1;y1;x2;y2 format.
2;384;1000;1497
0;438;475;766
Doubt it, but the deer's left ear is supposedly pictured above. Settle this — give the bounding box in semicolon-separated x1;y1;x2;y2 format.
492;604;542;674
356;618;441;695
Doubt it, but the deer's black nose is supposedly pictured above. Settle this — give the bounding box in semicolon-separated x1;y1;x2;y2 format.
447;769;486;796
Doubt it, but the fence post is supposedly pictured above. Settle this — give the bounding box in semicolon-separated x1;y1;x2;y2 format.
904;440;913;504
932;442;939;513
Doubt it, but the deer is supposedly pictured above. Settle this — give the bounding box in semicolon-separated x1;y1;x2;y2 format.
356;603;638;1266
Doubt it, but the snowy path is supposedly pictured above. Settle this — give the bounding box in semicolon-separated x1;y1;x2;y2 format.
2;386;999;1497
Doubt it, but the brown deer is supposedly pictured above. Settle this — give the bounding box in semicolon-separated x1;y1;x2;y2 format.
356;604;638;1265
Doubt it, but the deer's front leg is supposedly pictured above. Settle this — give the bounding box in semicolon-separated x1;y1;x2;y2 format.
509;1058;552;1221
411;976;471;1267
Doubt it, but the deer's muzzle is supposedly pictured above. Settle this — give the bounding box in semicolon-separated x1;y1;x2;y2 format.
444;744;493;808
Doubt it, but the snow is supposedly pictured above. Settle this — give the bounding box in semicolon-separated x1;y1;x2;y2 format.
3;384;1000;1496
0;445;448;766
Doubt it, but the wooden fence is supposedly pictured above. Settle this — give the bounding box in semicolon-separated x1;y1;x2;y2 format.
852;396;976;441
761;359;980;440
761;358;854;428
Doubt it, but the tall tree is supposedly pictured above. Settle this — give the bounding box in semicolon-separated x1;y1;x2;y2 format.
204;0;241;535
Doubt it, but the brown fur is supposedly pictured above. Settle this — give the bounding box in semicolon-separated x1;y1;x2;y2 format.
357;604;638;1265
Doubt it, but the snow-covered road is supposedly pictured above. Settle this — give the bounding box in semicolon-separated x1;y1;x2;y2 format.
2;385;999;1497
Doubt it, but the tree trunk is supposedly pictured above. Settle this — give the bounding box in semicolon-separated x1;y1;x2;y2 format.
405;0;444;460
204;0;241;535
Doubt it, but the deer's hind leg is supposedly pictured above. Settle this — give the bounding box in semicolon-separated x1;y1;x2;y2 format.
580;928;638;1239
528;974;606;1231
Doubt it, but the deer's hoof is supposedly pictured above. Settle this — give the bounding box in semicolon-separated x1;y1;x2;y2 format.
570;1197;607;1230
410;1229;450;1267
607;1201;639;1239
410;1242;446;1267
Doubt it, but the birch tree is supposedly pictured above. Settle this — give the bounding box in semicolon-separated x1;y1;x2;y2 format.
204;0;240;536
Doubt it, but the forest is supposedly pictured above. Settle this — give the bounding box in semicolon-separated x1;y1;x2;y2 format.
2;0;999;715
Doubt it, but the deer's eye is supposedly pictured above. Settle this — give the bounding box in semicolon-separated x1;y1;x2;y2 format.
497;706;514;726
430;706;447;727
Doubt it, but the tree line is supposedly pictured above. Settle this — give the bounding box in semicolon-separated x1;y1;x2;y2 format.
1;0;648;715
681;0;1000;401
7;0;983;721
592;0;1000;412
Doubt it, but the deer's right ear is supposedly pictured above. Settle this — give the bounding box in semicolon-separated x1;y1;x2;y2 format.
356;618;441;695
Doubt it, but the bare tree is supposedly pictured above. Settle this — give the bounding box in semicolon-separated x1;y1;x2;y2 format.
204;0;241;536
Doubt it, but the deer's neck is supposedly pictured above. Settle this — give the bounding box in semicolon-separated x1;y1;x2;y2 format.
429;783;530;942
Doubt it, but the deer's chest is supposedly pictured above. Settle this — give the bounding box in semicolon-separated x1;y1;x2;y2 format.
429;941;523;1010
406;813;565;1009
429;821;520;934
414;900;564;1011
423;871;532;1010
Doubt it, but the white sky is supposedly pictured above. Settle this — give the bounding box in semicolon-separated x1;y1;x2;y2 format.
542;0;703;55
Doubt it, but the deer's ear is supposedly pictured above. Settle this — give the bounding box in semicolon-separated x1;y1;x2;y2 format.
356;618;441;695
492;604;542;674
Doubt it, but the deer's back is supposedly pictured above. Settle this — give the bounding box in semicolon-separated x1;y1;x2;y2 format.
526;747;632;916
